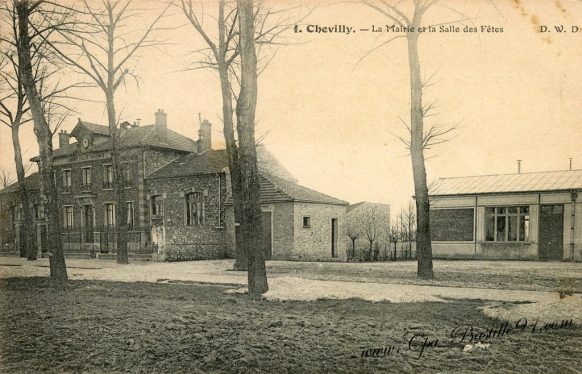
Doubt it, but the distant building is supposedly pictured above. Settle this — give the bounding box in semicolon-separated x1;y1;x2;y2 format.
0;109;348;261
429;169;582;261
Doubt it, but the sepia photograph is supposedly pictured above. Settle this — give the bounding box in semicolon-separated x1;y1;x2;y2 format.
0;0;581;372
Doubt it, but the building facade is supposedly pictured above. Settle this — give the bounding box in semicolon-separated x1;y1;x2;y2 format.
429;170;582;261
1;110;349;262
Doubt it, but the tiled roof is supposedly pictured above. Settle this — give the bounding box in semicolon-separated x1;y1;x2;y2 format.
147;149;229;179
430;169;582;196
0;173;40;194
71;121;110;137
227;173;348;206
45;122;196;161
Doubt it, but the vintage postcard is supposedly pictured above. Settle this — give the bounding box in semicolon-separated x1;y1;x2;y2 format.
0;0;580;372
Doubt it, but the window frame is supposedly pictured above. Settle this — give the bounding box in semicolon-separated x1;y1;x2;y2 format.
104;202;116;228
103;164;114;189
303;216;311;229
62;169;72;190
185;192;205;226
63;205;74;229
151;195;164;216
81;166;92;189
485;205;530;243
126;201;134;229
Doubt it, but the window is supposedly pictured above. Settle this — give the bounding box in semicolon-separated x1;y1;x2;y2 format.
485;206;529;242
151;195;164;216
63;206;74;228
62;169;72;190
14;204;22;221
82;167;92;189
429;208;474;241
34;204;45;220
126;202;134;228
105;203;115;228
186;192;205;226
124;165;134;188
103;165;113;189
303;216;311;228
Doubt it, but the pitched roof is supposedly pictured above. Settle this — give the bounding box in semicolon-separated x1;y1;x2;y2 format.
147;149;229;179
0;173;41;195
71;120;110;137
225;173;348;205
45;121;196;161
430;169;582;196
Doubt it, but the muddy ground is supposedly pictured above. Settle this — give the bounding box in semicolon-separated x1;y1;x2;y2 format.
0;277;580;373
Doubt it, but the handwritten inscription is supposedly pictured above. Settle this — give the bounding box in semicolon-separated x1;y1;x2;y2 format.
359;318;575;359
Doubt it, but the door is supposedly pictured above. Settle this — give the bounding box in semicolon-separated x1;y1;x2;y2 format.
151;225;165;254
331;218;338;258
261;211;272;260
539;204;564;260
84;205;94;243
39;225;47;254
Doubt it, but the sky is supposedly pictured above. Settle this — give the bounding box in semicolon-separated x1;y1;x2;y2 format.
1;0;581;217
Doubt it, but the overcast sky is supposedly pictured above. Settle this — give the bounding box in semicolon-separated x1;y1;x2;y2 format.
1;0;581;216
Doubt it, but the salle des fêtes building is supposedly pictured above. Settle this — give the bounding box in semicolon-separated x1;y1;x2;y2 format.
429;170;582;261
0;110;348;261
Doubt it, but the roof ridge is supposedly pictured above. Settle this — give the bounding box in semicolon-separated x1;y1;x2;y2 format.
262;172;349;205
440;168;582;180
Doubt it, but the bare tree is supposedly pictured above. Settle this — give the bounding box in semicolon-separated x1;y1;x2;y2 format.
345;211;361;259
236;0;268;295
362;0;461;278
180;0;307;271
387;223;400;259
401;200;416;256
0;169;13;189
13;0;68;279
40;0;171;264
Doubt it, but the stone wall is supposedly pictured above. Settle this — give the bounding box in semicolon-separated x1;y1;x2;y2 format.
146;173;228;260
293;202;347;261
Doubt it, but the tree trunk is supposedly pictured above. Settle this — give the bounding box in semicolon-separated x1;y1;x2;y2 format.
12;123;35;260
351;238;356;258
217;0;246;271
105;20;128;264
407;30;433;279
237;0;268;296
106;92;128;264
16;1;67;281
368;240;373;261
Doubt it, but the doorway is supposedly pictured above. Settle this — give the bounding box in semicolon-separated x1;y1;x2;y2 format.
331;218;338;258
539;204;564;260
83;205;94;243
261;211;272;260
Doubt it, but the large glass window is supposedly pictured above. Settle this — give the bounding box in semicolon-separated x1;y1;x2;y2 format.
485;206;529;242
185;192;205;226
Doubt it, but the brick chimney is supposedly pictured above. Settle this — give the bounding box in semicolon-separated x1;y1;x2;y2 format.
58;130;69;148
155;109;167;142
197;119;212;153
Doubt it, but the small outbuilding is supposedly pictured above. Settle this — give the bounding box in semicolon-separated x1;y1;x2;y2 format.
429;169;582;261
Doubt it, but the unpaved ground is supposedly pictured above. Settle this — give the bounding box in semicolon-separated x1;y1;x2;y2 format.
1;257;581;324
1;278;580;373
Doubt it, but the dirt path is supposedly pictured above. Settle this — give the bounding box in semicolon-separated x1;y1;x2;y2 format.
1;256;580;323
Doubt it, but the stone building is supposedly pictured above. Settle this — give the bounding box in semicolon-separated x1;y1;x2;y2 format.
0;109;349;261
225;173;349;261
429;169;582;260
